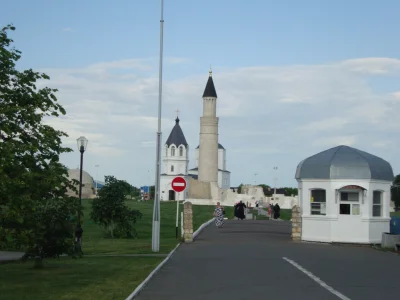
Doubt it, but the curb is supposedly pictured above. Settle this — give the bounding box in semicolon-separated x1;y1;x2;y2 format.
125;243;181;300
193;218;215;240
125;217;215;299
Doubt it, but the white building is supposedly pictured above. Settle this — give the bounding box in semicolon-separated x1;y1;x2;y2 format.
160;117;190;201
296;145;394;244
188;143;231;189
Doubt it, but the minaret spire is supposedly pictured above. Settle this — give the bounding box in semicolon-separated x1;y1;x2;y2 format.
198;69;219;183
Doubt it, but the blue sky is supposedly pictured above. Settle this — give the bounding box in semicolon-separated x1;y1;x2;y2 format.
2;0;400;188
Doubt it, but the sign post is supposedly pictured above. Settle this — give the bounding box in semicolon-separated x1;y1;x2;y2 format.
171;176;187;239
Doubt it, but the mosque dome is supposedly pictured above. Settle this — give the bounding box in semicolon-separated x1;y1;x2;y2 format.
295;145;394;181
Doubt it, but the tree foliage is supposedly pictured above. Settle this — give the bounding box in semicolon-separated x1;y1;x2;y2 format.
392;174;400;210
0;25;79;267
91;176;142;238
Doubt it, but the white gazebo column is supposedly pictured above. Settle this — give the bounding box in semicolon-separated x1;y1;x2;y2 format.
361;188;371;218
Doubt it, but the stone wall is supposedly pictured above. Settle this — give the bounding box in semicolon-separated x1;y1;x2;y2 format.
187;177;211;199
291;205;302;241
183;202;193;242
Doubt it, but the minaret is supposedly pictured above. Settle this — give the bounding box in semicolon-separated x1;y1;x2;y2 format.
198;68;219;183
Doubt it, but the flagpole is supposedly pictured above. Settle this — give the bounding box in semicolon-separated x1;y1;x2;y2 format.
152;0;164;252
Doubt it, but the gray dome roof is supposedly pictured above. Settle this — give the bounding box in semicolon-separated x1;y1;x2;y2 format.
295;145;394;181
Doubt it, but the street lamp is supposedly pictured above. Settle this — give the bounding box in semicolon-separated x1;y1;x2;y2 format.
273;166;278;195
76;136;88;225
95;165;99;195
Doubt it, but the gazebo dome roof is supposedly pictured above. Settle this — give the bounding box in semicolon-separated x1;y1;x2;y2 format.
295;145;394;181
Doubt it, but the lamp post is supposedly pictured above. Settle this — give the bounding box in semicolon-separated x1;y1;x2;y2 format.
273;166;278;195
95;164;99;195
77;136;88;225
152;0;164;252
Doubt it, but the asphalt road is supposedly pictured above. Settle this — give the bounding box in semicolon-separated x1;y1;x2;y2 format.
135;220;400;300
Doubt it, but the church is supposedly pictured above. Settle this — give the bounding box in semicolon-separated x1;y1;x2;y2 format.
160;69;231;201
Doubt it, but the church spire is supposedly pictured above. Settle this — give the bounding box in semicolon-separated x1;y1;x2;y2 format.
202;68;217;98
165;112;188;147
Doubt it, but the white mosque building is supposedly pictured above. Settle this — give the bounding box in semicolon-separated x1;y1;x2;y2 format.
160;116;190;201
160;69;231;201
188;144;231;190
160;69;297;209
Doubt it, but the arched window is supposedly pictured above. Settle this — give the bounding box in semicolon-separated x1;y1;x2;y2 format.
171;146;175;156
179;146;183;156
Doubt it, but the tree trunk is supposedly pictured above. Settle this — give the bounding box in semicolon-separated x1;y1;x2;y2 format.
34;256;44;269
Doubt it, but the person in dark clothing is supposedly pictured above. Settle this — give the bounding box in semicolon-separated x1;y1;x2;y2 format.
74;224;84;256
273;203;281;219
234;201;247;220
234;202;239;219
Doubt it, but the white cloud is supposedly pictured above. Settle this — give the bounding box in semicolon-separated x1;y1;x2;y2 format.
38;56;400;186
340;58;400;75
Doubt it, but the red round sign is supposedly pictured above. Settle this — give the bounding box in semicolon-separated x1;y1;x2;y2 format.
171;176;187;193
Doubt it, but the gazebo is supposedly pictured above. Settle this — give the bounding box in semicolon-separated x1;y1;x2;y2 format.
295;145;394;244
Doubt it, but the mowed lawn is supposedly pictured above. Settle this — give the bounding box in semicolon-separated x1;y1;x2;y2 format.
82;199;231;254
0;256;162;300
0;200;230;300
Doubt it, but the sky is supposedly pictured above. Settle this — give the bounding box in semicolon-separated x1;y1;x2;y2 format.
2;0;400;188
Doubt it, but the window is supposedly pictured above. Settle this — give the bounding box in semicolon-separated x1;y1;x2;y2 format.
179;146;183;156
171;165;174;172
340;191;360;215
373;191;382;217
171;146;175;156
310;189;326;215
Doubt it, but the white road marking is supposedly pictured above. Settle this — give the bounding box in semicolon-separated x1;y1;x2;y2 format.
282;257;351;300
173;183;185;186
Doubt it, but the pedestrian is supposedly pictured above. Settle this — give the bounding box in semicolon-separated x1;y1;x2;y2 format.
274;203;281;219
268;204;274;219
234;200;247;220
234;202;239;219
213;202;225;228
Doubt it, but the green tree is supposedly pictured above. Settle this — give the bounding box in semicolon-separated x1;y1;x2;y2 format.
91;176;142;238
282;187;298;196
237;183;243;194
392;174;400;210
0;25;79;268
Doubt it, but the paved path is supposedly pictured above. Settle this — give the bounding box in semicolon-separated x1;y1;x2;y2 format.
136;220;400;300
0;251;24;262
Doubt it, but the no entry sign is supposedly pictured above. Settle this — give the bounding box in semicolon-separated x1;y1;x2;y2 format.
171;176;187;193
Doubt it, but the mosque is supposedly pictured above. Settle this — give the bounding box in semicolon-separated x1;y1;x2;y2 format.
160;69;296;207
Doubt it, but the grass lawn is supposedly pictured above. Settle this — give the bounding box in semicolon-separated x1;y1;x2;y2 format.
81;199;232;254
0;200;230;300
0;256;163;300
256;207;292;221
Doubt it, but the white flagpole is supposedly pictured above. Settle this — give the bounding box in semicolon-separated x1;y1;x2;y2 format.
152;0;164;252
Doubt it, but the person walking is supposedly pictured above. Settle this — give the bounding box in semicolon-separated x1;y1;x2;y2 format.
234;201;247;220
213;202;225;228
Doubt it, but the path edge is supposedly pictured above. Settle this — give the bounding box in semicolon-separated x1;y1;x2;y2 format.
193;217;215;240
125;243;181;300
125;217;215;299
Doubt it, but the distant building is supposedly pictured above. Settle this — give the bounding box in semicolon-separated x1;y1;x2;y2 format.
160;117;190;201
66;169;96;199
